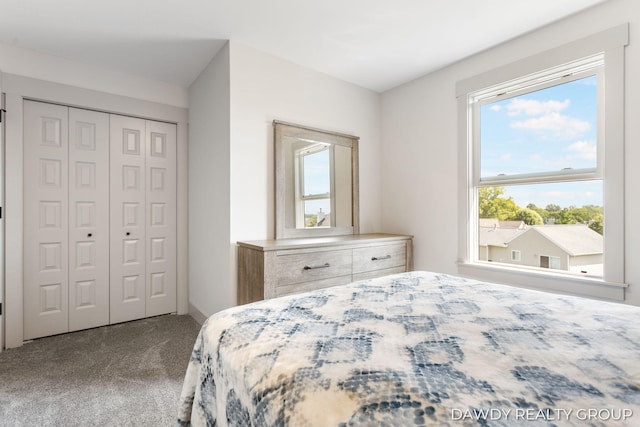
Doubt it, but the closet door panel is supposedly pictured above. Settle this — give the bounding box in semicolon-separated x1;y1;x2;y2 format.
24;101;69;339
145;120;177;316
68;108;110;331
110;115;146;324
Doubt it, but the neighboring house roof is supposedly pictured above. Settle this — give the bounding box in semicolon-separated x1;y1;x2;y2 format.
478;218;528;247
507;224;603;256
499;220;527;230
478;218;527;230
479;218;499;228
479;227;526;247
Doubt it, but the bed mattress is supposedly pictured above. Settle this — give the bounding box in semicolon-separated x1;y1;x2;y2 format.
178;271;640;426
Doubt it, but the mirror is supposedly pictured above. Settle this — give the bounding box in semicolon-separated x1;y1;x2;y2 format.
274;121;359;239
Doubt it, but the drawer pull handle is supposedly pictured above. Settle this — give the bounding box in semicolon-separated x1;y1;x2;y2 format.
303;263;330;270
372;255;392;261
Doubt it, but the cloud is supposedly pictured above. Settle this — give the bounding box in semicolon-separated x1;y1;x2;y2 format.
499;153;511;161
511;112;591;139
506;98;570;117
490;105;502;112
565;140;597;161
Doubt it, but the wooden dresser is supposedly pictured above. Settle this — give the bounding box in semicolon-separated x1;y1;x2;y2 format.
237;233;413;305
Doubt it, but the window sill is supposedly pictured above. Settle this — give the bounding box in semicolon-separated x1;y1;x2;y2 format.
456;262;627;302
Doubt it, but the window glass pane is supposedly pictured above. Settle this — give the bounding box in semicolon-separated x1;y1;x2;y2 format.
304;199;331;228
477;180;603;277
480;75;597;178
303;149;330;196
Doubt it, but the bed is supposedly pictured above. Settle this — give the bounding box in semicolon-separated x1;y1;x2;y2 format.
177;271;640;426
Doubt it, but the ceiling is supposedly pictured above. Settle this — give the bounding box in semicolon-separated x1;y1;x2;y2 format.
0;0;608;92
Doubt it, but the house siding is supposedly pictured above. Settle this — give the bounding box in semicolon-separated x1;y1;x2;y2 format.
503;231;570;270
486;230;603;273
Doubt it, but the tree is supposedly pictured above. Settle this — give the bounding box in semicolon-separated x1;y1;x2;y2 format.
478;187;519;220
514;208;544;225
305;214;317;227
588;214;604;235
478;187;603;232
526;203;549;223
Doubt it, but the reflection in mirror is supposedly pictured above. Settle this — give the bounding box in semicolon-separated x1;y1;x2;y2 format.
298;142;331;227
275;121;359;239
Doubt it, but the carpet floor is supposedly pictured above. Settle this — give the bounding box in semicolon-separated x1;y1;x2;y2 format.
0;314;201;427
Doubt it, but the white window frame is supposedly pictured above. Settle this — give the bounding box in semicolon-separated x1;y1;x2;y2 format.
511;250;521;262
456;25;628;301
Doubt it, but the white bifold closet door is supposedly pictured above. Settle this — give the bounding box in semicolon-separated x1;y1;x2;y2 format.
144;120;177;318
24;102;109;339
110;115;177;324
24;102;70;339
24;101;177;340
68;108;110;332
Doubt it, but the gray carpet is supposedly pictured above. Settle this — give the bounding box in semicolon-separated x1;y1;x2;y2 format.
0;314;201;427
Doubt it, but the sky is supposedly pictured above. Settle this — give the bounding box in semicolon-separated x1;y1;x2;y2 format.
480;74;602;209
302;148;331;217
303;149;330;196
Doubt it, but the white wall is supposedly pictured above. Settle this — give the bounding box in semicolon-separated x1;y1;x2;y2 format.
187;42;382;318
187;43;231;321
381;0;640;306
202;41;381;315
229;42;382;240
0;43;188;108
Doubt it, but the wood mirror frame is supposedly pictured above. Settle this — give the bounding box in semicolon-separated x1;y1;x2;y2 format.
274;120;359;239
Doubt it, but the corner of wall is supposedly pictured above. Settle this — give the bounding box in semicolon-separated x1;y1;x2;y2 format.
187;42;232;318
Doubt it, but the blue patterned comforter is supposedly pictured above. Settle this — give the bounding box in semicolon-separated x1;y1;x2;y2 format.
177;271;640;426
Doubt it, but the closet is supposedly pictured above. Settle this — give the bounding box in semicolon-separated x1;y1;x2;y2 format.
23;100;177;340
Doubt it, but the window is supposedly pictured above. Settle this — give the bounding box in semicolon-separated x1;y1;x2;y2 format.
456;25;627;300
479;73;600;180
540;255;561;270
296;143;332;228
474;62;603;278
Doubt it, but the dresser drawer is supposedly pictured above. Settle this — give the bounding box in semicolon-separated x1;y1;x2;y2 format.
353;266;407;282
272;249;352;286
352;243;406;274
276;275;353;298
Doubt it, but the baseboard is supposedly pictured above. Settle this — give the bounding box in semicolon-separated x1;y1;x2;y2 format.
188;303;208;325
